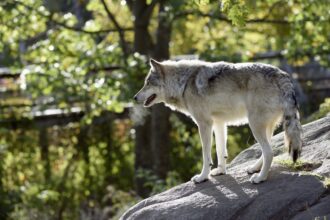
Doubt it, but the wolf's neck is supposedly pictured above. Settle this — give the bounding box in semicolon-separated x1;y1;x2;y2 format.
164;66;200;111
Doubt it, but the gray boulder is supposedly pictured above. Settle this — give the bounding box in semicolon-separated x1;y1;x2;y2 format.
121;116;330;220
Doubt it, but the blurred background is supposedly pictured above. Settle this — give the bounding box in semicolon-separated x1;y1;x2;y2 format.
0;0;329;219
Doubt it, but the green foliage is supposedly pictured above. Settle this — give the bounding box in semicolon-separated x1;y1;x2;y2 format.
307;98;330;122
0;120;135;219
102;185;138;219
324;177;330;189
275;158;322;172
285;0;330;66
137;169;182;195
222;0;250;26
194;0;210;6
0;0;329;219
319;99;330;117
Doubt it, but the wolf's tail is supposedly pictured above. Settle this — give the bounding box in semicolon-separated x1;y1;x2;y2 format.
279;75;302;162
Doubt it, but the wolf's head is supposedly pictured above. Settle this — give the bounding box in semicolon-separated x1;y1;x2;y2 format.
134;59;166;107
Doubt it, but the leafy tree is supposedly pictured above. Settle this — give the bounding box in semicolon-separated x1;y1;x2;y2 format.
0;0;329;219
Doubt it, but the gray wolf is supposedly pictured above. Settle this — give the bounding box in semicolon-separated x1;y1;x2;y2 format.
134;59;302;184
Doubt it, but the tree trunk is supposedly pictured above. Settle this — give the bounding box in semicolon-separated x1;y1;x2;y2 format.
132;1;154;197
103;115;114;184
39;126;51;182
133;1;153;55
134;116;153;197
78;126;89;164
150;1;172;179
152;1;172;60
132;0;172;196
151;105;171;179
77;125;90;187
72;0;92;27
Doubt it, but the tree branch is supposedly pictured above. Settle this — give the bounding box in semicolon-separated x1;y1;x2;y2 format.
145;0;161;19
87;65;122;77
13;0;133;35
172;10;289;25
260;0;286;20
250;51;284;60
172;10;230;23
100;0;129;58
125;0;133;12
56;21;133;34
250;48;330;61
247;18;289;24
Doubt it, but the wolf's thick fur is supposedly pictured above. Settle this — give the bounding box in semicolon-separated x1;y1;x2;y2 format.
134;59;302;184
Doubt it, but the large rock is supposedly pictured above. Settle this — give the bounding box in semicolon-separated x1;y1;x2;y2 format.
121;116;330;220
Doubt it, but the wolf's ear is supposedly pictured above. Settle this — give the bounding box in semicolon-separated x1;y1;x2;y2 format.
150;58;161;67
150;59;164;77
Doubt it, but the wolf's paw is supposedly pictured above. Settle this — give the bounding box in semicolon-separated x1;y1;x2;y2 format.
210;167;226;176
191;174;208;184
249;173;267;184
247;166;260;174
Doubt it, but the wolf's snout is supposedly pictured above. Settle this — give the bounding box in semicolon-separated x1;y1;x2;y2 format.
133;94;138;101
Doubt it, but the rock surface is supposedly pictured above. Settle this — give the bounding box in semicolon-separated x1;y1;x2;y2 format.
121;116;330;220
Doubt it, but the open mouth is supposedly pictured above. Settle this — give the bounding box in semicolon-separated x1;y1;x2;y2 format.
144;94;157;106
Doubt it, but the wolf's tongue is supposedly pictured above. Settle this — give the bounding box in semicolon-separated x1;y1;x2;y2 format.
145;94;156;106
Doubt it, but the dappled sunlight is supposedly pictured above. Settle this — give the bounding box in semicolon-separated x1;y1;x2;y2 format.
0;0;329;219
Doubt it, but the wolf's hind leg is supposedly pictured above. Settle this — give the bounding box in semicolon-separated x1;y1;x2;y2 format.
211;122;227;176
248;118;273;184
191;120;213;183
247;157;263;174
248;118;277;174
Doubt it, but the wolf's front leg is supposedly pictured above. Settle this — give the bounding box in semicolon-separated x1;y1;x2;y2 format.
191;121;213;183
211;122;227;176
